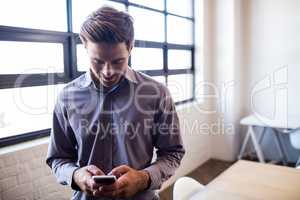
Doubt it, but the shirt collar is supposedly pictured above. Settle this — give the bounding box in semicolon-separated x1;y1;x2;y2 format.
81;67;138;88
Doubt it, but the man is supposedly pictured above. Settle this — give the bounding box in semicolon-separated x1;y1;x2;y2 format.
46;6;185;200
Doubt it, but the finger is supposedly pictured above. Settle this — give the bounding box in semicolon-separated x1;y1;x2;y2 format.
116;176;128;189
86;165;104;176
116;189;127;198
101;182;118;192
101;177;128;193
86;190;93;196
113;187;128;198
93;186;117;197
110;165;131;177
86;177;98;190
93;187;104;197
86;176;105;191
100;187;126;198
84;181;96;196
78;171;94;191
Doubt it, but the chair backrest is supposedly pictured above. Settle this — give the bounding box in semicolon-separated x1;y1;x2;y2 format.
173;177;204;200
290;129;300;149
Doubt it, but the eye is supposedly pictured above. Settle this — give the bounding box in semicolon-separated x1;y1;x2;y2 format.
113;59;124;65
92;59;104;65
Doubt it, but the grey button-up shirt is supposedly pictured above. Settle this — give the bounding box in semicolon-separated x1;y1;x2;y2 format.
46;67;185;200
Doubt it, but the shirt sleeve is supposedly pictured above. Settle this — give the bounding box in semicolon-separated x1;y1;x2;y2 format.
143;87;185;190
46;93;80;191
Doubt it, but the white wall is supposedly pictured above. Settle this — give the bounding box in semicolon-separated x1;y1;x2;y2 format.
161;103;212;190
241;0;300;162
203;0;243;161
204;0;300;162
243;0;300;118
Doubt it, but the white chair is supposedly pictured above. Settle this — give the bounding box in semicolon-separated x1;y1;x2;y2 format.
289;129;300;167
173;177;204;200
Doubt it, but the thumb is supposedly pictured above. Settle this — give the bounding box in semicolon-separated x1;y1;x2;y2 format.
110;165;131;178
86;165;104;176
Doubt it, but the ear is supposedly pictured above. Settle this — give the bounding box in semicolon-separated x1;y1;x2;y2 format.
83;41;88;49
127;42;134;56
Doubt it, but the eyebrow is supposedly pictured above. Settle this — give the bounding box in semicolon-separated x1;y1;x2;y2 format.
92;57;126;62
112;57;126;62
92;57;104;62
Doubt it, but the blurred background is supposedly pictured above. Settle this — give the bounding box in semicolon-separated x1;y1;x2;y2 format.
0;0;300;199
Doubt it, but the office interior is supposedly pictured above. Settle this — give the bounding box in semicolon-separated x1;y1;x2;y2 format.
0;0;300;199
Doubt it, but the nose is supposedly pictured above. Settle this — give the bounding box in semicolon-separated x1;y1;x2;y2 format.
102;64;113;77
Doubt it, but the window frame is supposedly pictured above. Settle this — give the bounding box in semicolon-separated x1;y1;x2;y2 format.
0;0;195;147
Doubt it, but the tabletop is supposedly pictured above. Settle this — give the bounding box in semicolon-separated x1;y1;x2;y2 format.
190;160;300;200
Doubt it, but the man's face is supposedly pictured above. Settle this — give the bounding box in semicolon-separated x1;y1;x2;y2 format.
85;41;131;88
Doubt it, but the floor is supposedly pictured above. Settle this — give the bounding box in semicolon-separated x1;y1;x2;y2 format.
159;159;233;200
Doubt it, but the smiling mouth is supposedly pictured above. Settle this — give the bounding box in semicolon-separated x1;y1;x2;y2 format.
102;76;115;82
101;75;119;84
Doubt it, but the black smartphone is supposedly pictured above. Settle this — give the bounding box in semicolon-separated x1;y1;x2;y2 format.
92;175;117;185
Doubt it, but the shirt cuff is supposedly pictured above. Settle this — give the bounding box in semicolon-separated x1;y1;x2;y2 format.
143;164;162;190
62;164;80;191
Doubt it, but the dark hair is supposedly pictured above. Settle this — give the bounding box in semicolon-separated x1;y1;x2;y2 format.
80;6;134;49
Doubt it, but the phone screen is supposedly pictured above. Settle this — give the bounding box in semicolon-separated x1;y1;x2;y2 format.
92;175;117;185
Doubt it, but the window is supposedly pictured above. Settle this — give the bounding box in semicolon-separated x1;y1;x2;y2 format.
167;0;193;17
129;6;165;42
0;0;67;31
128;0;195;104
0;84;65;138
76;44;90;72
167;16;193;45
72;0;126;33
152;76;166;85
131;48;163;70
0;0;195;146
168;50;192;70
129;0;164;10
0;41;64;74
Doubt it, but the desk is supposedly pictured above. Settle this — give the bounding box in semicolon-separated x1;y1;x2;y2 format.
238;115;300;165
190;160;300;200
